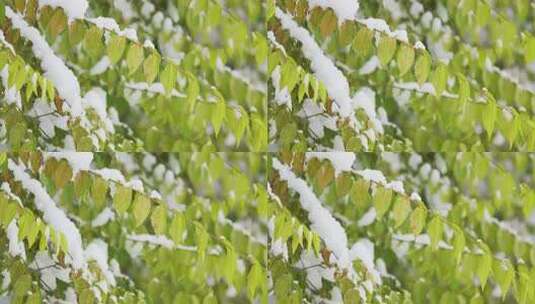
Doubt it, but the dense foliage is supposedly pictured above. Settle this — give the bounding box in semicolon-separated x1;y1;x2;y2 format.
269;152;535;303
3;0;535;303
268;0;535;151
0;0;266;151
0;152;267;303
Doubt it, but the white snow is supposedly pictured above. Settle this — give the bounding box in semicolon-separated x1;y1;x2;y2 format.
297;252;335;289
83;88;115;133
410;0;424;17
127;234;175;249
305;152;355;175
307;0;360;23
90;56;111;75
359;18;409;43
6;220;26;260
357;208;377;227
84;239;116;287
87;17;138;41
382;0;403;21
0;66;22;109
273;158;351;269
409;154;422;169
38;0;88;20
296;99;337;138
91;208;115;227
8;159;87;270
356;168;405;194
43;152;93;175
29;99;69;138
356;169;387;184
29;252;70;291
275;8;358;121
6;7;84;117
113;0;135;20
349;239;381;284
271;66;292;109
414;41;426;50
352;87;384;133
359;56;380;75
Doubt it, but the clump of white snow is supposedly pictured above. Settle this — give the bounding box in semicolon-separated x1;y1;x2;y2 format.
38;0;88;20
308;0;359;23
8;160;87;270
273;158;351;269
6;8;84;117
305;152;355;175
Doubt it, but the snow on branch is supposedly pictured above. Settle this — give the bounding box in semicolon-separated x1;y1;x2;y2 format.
38;0;88;20
6;7;84;118
308;0;359;23
8;159;87;271
305;152;355;175
275;7;352;118
272;158;351;269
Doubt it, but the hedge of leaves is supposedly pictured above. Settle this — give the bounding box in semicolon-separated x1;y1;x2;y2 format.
269;152;535;303
0;0;267;151
0;152;267;303
268;0;535;151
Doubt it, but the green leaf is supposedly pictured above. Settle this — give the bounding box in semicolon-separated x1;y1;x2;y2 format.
107;35;126;64
169;213;185;244
84;26;104;59
91;176;108;209
132;193;151;227
525;37;535;64
13;274;31;299
211;96;226;136
428;216;443;250
335;173;352;197
202;293;217;304
319;9;337;37
457;73;470;105
482;92;497;140
48;8;67;38
126;43;144;75
150;205;167;235
195;222;208;261
396;44;415;77
431;63;448;96
493;259;513;299
409;205;427;235
113;185;132;214
351;179;370;206
343;288;361;304
338;21;356;46
53;160;73;189
68;20;86;46
0;1;5;24
414;52;431;84
79;288;95;304
186;72;200;111
143;53;161;84
392;196;411;228
377;36;397;66
247;261;263;299
160;63;177;94
475;1;490;27
254;34;268;65
0;202;18;228
452;227;465;265
476;245;492;290
353;27;373;58
373;187;392;219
